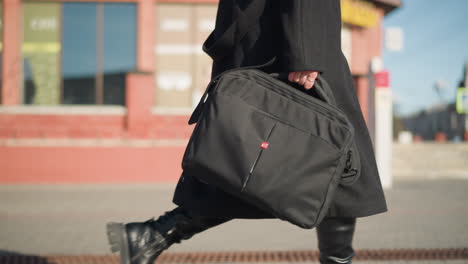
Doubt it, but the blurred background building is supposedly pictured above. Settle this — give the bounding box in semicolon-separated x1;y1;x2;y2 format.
397;63;468;142
0;0;400;183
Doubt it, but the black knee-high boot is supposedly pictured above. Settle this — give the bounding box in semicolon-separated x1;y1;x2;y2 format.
316;216;357;264
106;206;232;264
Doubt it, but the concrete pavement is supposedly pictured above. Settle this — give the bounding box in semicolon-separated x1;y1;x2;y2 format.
393;143;468;180
1;178;467;257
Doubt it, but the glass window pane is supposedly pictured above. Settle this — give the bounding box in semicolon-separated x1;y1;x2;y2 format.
102;3;136;105
62;2;97;104
22;2;61;105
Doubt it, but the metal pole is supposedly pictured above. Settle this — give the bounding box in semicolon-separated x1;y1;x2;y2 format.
462;62;468;140
368;63;376;144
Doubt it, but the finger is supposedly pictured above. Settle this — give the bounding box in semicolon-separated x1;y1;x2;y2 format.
303;72;318;89
288;72;295;82
306;72;318;82
293;72;302;82
304;79;315;90
298;73;308;86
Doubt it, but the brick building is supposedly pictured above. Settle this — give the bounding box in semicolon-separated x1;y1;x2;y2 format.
0;0;400;183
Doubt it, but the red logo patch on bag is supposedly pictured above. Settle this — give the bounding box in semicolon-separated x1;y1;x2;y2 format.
260;142;269;149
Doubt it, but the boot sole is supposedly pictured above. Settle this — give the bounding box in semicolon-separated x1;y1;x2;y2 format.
106;222;131;264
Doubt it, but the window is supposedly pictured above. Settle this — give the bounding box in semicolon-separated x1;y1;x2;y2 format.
22;3;61;105
22;2;136;105
102;4;137;105
62;3;97;104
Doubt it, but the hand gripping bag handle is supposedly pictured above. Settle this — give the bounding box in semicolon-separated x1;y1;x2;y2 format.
269;72;336;106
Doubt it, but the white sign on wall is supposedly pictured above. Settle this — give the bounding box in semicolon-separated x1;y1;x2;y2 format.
198;19;215;32
161;19;189;32
155;44;204;55
30;17;58;31
157;72;192;91
385;27;404;52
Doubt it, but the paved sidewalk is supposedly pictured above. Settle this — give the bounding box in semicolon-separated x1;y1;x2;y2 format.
1;179;467;263
393;143;468;180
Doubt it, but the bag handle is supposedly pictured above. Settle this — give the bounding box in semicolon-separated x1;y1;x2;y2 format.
269;72;337;106
189;57;338;124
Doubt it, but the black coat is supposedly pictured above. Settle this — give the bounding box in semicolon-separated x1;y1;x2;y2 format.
172;0;388;218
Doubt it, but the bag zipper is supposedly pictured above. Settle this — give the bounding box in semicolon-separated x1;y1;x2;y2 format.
211;68;348;124
342;149;358;178
217;69;349;125
248;70;349;123
241;122;277;193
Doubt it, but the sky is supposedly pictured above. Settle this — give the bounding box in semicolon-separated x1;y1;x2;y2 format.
382;0;468;116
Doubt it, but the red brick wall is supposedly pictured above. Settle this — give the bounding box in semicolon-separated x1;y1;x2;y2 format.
0;113;195;139
0;145;186;183
0;114;126;138
148;115;194;139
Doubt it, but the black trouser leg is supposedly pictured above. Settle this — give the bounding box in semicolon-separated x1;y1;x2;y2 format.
175;207;357;264
316;216;357;264
106;206;234;264
171;206;234;242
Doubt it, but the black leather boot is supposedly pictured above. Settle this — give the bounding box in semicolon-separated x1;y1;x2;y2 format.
316;216;357;264
106;207;230;264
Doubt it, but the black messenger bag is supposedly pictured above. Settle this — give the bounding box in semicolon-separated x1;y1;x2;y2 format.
181;60;361;229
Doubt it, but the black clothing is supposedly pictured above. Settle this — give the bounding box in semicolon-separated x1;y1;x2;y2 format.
316;217;356;263
107;206;356;264
173;0;388;218
181;207;357;264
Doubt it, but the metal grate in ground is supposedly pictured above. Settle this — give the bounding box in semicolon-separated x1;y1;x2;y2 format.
0;248;467;263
